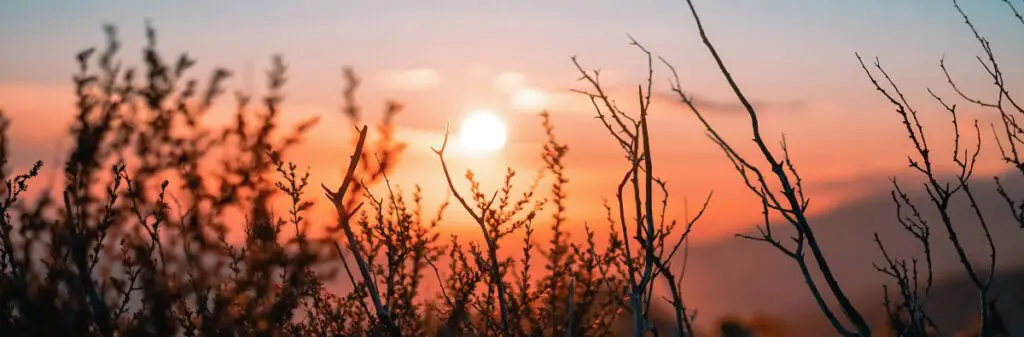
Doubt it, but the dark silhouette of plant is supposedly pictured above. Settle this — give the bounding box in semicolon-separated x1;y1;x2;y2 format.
856;1;1024;336
871;185;935;336
650;1;872;336
4;1;1021;336
575;1;1021;337
0;20;433;336
0;22;334;336
571;36;710;337
0;17;717;336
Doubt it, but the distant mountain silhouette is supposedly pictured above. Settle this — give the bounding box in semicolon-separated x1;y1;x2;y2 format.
683;170;1024;336
918;266;1024;334
784;265;1024;336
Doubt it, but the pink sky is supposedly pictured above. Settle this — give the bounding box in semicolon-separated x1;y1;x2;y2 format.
5;2;1024;329
0;0;1021;242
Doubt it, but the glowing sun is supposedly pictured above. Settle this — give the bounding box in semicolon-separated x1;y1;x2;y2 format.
459;110;508;152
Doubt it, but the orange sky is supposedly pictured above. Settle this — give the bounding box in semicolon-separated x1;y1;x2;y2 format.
4;2;1021;239
6;2;1024;327
0;71;1013;245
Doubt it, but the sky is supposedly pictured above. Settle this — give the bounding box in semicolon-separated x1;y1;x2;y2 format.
5;0;1024;329
1;0;1023;242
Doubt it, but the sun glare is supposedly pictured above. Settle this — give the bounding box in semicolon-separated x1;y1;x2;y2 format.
458;110;508;153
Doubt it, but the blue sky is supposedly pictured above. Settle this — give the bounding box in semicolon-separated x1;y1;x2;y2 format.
2;1;1018;100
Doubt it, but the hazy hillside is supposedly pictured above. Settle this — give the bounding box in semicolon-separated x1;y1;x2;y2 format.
684;170;1024;335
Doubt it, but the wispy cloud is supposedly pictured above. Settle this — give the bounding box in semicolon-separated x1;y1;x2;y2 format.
376;68;440;92
543;86;808;118
655;91;806;115
493;72;527;93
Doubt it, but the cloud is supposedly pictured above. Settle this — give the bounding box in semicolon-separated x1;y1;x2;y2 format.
654;91;806;115
550;83;807;118
493;72;527;93
376;68;440;92
510;88;549;112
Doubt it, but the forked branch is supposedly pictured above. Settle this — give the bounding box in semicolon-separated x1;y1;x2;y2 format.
323;125;401;336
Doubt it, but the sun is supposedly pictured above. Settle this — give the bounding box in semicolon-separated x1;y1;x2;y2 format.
459;110;508;152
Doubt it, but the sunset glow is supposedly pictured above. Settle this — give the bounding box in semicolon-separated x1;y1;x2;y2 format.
511;88;549;111
458;110;508;152
3;1;1024;335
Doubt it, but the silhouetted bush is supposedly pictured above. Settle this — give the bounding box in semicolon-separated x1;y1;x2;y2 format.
2;1;1022;337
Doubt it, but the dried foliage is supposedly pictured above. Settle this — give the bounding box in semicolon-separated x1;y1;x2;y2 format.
0;21;706;337
856;1;1022;336
1;1;1022;337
